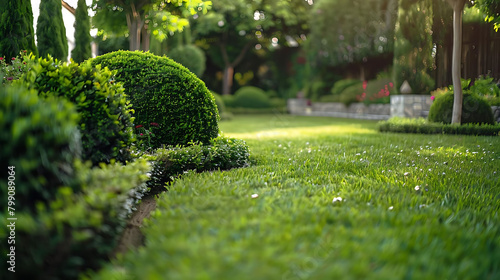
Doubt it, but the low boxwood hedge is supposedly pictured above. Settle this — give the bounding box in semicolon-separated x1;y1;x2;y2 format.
147;136;250;193
378;117;500;136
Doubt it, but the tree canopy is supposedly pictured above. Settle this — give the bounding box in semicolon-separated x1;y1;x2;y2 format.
72;0;92;63
92;0;212;51
37;0;68;60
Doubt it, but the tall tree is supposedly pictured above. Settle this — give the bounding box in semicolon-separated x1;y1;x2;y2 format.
0;0;38;59
72;0;92;63
92;0;211;51
37;0;68;61
193;0;313;95
393;0;435;94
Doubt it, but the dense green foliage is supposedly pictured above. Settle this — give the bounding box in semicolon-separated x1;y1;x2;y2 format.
147;136;250;193
393;0;435;94
0;159;150;280
231;86;272;109
378;117;500;136
91;51;219;147
18;56;135;164
168;45;206;77
321;78;394;106
0;85;80;212
0;0;38;59
37;0;68;60
71;0;92;63
475;0;500;31
211;91;233;120
88;115;500;279
308;0;396;67
428;92;495;125
331;79;362;96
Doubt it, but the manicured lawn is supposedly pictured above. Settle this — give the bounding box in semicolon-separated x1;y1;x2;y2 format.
93;114;500;280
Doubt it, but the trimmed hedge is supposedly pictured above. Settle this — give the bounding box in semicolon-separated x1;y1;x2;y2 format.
428;92;495;125
147;136;250;193
90;51;219;148
0;85;81;212
168;45;206;77
378;117;500;136
231;86;272;109
18;56;135;165
0;159;151;280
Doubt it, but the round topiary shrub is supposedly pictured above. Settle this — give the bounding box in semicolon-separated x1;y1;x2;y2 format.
0;85;81;212
168;45;206;77
428;91;494;125
90;51;219;147
232;86;272;108
18;56;135;165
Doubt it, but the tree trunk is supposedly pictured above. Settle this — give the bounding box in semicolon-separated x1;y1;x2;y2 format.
126;8;144;51
448;0;466;125
219;41;252;95
222;65;234;96
141;25;150;51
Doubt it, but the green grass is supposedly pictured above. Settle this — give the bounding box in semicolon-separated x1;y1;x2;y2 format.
90;114;500;280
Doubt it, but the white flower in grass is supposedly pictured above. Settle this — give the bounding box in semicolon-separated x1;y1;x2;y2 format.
332;197;342;203
404;172;410;176
388;206;394;210
251;194;259;198
414;185;420;191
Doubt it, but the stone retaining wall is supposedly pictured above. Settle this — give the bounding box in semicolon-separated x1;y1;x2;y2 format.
288;98;500;123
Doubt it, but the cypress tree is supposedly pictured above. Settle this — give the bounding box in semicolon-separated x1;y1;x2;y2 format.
71;0;92;63
393;0;435;94
37;0;68;61
0;0;38;59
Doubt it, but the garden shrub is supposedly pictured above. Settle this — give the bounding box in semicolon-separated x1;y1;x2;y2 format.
0;159;150;280
18;56;135;165
0;85;81;212
211;91;233;120
428;92;494;125
378;117;500;136
331;79;361;96
231;86;272;109
90;51;219;148
168;45;206;77
148;136;250;192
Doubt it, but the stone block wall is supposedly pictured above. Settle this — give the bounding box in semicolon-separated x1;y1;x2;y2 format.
391;95;433;118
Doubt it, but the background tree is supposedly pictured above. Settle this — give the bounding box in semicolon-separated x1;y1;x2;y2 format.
92;0;211;51
0;0;38;59
192;0;313;95
72;0;92;63
37;0;68;60
393;0;435;94
308;0;396;78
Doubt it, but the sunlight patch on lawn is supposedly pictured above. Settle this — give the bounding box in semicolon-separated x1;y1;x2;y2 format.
222;125;376;140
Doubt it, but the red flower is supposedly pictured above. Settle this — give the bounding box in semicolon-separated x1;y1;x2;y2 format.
11;57;15;61
150;122;159;127
140;133;143;136
135;125;143;128
7;77;13;81
430;96;435;101
0;57;3;61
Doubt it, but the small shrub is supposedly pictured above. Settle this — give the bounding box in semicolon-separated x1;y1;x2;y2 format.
168;45;206;77
0;85;81;212
378;117;500;136
211;91;233;120
18;56;135;165
331;79;361;96
428;92;494;125
232;86;272;109
148;136;250;192
90;51;219;148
